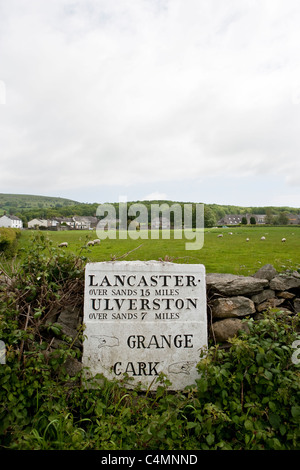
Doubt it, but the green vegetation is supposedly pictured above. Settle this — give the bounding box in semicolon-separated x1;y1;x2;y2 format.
0;228;21;257
15;225;300;275
0;193;79;217
0;234;299;450
0;192;299;228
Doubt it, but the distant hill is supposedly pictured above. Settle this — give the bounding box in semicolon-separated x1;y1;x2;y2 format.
0;193;79;213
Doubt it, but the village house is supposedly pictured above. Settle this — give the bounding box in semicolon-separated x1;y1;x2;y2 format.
97;218;119;230
0;214;23;229
27;216;100;230
217;213;300;225
217;214;266;225
217;214;243;225
151;217;171;229
28;218;50;229
28;217;71;230
287;213;300;224
73;216;98;230
255;214;267;224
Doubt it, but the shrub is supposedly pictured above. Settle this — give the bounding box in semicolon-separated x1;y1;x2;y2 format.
195;312;300;449
0;228;20;256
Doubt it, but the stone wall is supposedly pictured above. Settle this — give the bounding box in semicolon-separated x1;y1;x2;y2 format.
207;264;300;343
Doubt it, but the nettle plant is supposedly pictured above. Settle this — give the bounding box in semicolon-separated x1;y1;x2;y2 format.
0;233;299;450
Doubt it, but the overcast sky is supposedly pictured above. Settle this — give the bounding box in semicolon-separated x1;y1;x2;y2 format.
0;0;300;207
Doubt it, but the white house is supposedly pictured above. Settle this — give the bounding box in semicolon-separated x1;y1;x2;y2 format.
28;218;49;229
0;215;23;229
97;218;119;230
73;216;98;230
151;217;171;229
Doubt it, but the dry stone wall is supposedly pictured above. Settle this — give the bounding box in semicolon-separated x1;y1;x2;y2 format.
207;264;300;343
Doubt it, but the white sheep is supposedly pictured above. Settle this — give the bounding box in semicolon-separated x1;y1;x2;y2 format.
87;240;94;246
261;236;266;241
246;238;250;242
58;242;68;248
282;238;286;242
93;239;101;245
217;234;223;238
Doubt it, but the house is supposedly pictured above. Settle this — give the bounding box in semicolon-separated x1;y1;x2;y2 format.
73;216;98;230
287;213;300;225
28;218;49;229
0;215;23;229
151;217;171;229
217;214;267;225
254;214;267;224
48;218;60;228
217;214;243;225
97;219;119;230
47;216;99;230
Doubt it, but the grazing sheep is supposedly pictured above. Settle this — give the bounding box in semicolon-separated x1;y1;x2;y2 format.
93;239;101;245
261;236;266;241
217;234;223;238
87;241;94;246
246;238;249;242
282;238;286;242
58;242;68;248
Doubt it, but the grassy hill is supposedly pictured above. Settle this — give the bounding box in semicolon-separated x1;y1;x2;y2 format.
0;193;79;214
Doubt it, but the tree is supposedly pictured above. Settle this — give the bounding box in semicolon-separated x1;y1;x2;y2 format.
277;212;289;225
250;216;256;225
265;208;274;225
241;217;247;225
204;207;216;228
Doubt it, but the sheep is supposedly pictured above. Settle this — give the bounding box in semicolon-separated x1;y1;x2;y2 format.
282;238;286;242
261;236;266;241
246;238;250;242
87;240;94;246
58;242;68;248
217;234;223;238
93;239;101;245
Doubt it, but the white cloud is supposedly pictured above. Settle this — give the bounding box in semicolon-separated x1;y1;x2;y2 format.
0;0;300;205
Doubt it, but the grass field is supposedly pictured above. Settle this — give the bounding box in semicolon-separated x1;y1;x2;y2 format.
16;225;300;275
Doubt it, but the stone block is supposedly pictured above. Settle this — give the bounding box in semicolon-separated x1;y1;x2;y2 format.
270;275;300;291
211;296;255;318
251;289;276;305
253;264;277;280
256;298;285;313
206;273;268;296
211;318;250;343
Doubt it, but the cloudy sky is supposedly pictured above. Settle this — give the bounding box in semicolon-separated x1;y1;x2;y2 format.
0;0;300;207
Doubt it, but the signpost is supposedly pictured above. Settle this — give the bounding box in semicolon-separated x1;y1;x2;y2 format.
82;261;207;390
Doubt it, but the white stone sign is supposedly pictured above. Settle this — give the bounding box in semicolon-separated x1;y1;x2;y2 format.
82;261;207;390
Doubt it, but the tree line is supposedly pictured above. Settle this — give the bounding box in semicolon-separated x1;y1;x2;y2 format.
1;200;299;228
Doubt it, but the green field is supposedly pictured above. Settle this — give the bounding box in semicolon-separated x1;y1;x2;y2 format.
17;225;300;275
